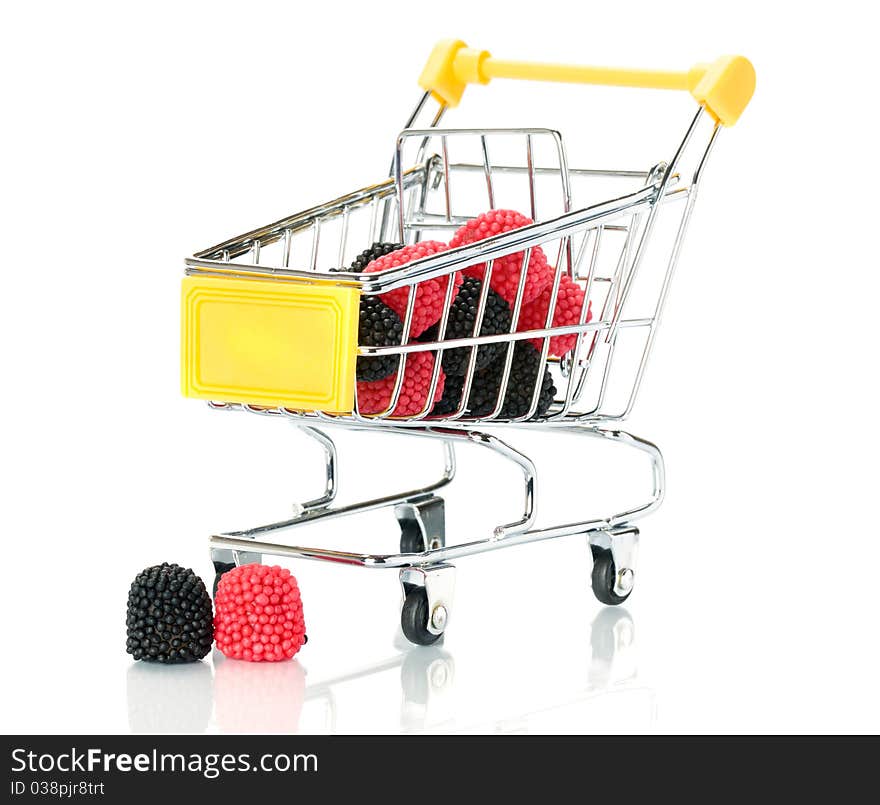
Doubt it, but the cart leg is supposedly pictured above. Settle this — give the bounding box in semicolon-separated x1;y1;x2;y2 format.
209;425;337;596
395;495;446;554
292;425;338;514
399;564;456;646
589;526;639;605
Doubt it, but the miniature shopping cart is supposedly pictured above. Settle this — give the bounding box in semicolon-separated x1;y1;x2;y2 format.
182;41;755;644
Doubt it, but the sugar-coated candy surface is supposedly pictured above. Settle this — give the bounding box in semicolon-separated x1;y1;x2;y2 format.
214;564;306;662
355;295;404;382
517;273;591;357
450;210;552;306
349;241;403;272
418;277;512;375
431;341;556;420
126;563;213;664
364;242;461;337
356;350;445;417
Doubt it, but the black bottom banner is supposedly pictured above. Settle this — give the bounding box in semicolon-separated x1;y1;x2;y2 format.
2;735;876;798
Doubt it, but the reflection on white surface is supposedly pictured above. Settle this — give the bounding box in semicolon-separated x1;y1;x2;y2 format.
587;606;638;688
126;607;652;733
214;654;307;733
398;646;456;732
126;661;213;733
300;643;457;733
456;607;653;734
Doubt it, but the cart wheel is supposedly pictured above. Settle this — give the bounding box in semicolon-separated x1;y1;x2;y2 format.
591;548;633;606
212;562;237;598
399;521;426;555
401;588;443;646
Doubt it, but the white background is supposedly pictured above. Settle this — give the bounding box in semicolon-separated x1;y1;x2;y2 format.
2;1;878;734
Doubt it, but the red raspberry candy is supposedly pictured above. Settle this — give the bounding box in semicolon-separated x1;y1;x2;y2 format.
357;350;445;417
214;564;306;663
450;210;552;306
517;273;592;357
364;242;461;337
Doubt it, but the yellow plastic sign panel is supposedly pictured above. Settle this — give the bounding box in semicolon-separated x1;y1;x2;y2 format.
181;275;359;412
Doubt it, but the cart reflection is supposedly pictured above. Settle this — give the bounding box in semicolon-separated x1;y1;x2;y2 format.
127;606;651;733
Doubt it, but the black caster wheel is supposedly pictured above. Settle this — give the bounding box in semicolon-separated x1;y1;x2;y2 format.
591;548;633;606
399;521;426;555
212;562;237;598
401;588;443;646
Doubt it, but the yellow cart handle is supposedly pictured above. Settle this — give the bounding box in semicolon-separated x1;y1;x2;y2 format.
419;40;755;126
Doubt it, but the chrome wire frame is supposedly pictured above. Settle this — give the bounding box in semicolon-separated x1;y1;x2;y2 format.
191;94;720;573
209;420;663;570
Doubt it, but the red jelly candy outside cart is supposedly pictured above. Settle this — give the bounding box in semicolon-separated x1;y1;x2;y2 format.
214;564;306;662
